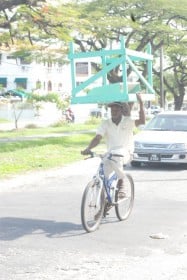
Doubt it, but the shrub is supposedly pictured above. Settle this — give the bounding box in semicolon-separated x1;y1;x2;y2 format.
84;117;102;125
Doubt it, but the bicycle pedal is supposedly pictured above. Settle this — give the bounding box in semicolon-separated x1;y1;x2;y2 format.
103;212;109;218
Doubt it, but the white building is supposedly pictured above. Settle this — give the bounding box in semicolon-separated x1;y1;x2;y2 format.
0;52;102;123
0;52;72;95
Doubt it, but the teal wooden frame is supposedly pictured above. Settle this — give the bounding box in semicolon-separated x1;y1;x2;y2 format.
68;37;155;104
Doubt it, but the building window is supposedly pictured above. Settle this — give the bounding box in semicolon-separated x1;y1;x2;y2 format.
0;77;7;88
48;81;52;91
36;80;41;89
14;78;27;89
7;56;15;60
20;57;31;65
21;65;29;72
76;62;88;76
58;83;62;91
76;81;83;86
91;62;99;74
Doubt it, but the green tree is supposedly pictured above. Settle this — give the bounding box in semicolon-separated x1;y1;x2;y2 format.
73;0;187;109
0;0;186;109
0;0;83;61
10;92;69;129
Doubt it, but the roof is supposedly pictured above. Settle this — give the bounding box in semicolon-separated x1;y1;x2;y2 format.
158;111;187;116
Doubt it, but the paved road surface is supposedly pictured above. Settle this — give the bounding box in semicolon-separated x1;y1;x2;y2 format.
0;159;187;280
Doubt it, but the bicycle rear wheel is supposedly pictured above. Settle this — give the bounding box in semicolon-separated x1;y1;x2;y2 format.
115;173;134;221
81;179;105;232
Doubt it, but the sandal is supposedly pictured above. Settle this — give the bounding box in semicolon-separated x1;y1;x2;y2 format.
118;186;126;199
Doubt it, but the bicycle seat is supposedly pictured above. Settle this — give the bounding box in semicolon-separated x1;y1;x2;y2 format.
110;148;124;157
110;153;124;157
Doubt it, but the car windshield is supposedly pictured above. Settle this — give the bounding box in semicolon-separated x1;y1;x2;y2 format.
144;114;187;132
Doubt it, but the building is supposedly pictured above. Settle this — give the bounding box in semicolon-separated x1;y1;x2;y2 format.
0;52;103;123
0;52;72;96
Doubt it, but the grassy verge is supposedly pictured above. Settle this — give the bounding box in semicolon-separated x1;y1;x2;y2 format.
0;119;104;179
0;118;10;123
0;118;139;179
0;133;95;178
0;123;97;138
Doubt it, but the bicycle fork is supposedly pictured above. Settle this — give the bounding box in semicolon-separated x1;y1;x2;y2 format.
93;178;103;209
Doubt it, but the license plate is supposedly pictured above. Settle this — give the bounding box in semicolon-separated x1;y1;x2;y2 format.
149;154;160;161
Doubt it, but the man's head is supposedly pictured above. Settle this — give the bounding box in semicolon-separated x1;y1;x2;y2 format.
108;101;132;117
108;102;123;124
108;102;123;108
122;103;131;116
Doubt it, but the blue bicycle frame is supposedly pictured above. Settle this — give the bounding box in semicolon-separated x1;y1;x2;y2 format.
98;162;118;204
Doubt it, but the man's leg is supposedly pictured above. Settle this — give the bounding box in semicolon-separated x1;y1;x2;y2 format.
117;179;126;199
103;157;126;199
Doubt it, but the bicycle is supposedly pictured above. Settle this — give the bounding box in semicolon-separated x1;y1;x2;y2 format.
81;151;135;233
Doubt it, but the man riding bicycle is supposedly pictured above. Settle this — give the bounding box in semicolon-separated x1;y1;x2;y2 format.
81;93;145;198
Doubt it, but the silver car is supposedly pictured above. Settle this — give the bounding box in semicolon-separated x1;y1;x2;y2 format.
131;111;187;167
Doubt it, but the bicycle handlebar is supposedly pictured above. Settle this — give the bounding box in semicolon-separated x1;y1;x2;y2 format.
82;150;124;160
82;150;96;159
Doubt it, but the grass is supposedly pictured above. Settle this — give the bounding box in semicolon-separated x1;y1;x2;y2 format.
0;133;96;178
0;118;10;123
0;119;103;179
0;123;97;138
0;118;139;179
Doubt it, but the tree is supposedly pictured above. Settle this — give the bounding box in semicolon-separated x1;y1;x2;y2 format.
0;0;186;109
0;0;82;61
73;0;187;109
29;92;69;113
0;0;41;11
9;92;70;129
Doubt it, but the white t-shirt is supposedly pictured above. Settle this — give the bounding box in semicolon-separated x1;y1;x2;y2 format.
97;116;135;162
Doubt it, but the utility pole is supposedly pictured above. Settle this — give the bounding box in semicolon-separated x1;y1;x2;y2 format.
160;44;164;109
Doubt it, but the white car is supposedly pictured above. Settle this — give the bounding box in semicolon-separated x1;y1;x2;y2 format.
131;111;187;167
150;105;161;115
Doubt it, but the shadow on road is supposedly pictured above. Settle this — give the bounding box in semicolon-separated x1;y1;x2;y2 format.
0;217;85;240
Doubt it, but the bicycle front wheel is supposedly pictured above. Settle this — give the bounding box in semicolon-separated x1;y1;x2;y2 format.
81;179;105;233
115;173;134;221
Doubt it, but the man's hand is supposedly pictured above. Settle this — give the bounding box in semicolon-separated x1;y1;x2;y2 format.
81;148;91;155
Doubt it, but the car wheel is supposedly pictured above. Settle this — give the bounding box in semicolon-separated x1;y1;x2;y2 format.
131;161;141;167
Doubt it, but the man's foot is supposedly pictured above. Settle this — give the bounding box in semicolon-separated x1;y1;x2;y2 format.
117;179;126;199
94;209;102;220
118;186;127;199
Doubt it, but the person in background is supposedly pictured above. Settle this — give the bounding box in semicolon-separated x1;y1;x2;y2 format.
66;107;75;123
81;94;145;198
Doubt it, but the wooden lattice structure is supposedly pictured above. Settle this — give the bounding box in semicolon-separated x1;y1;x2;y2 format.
68;37;155;104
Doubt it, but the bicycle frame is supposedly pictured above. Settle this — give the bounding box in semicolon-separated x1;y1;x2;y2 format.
94;158;118;204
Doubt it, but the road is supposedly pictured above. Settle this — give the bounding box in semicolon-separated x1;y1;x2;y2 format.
0;159;187;280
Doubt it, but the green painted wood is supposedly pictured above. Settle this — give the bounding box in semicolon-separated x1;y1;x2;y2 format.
72;55;126;95
68;37;155;104
71;83;141;104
